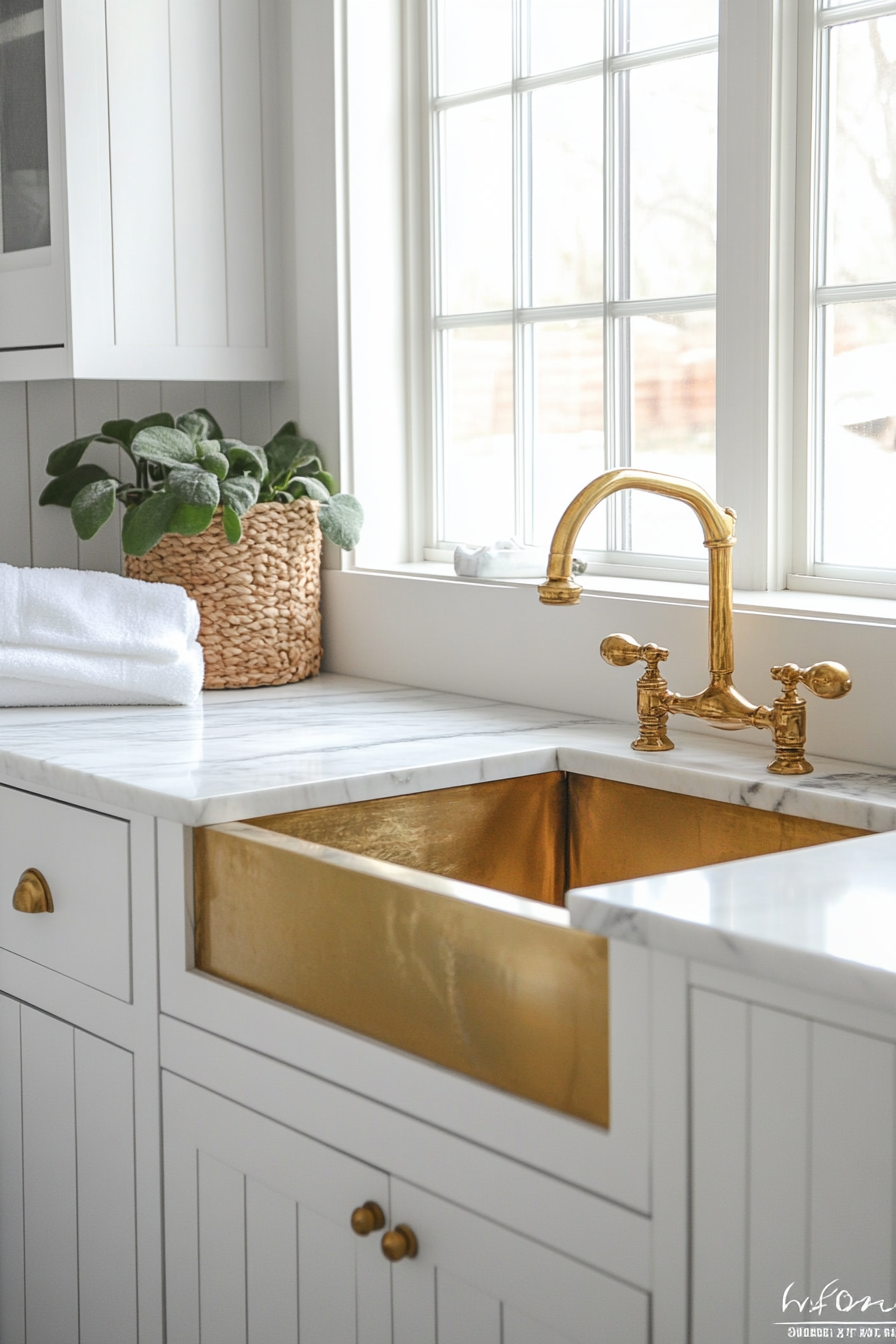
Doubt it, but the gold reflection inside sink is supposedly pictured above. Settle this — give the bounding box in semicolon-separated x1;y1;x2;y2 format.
194;772;868;1129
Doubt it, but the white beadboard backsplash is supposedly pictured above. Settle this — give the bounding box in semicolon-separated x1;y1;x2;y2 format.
0;380;280;575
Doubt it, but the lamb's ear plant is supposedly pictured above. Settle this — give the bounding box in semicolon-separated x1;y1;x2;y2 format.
40;409;364;557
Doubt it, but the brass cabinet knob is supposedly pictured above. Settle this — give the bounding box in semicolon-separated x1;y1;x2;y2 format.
350;1202;385;1236
12;869;53;914
381;1224;418;1261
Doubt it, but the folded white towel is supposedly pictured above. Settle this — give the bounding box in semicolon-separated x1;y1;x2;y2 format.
0;563;200;662
0;642;204;707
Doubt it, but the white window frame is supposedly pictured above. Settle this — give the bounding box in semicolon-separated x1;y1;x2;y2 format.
337;0;896;602
789;0;896;600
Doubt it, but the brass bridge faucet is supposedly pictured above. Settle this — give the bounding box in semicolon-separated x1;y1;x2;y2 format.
538;469;851;775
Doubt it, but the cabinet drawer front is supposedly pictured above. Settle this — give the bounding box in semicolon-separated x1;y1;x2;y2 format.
0;787;131;1001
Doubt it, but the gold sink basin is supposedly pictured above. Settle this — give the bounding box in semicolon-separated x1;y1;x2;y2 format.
194;773;867;1128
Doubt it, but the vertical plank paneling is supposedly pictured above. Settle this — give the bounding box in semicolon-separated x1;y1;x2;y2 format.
0;382;33;564
169;0;228;348
198;1152;248;1344
221;0;267;347
75;1031;138;1344
117;381;163;425
105;0;176;346
245;1178;299;1344
20;1005;79;1344
0;996;25;1344
297;1204;359;1344
206;382;243;438
161;1074;201;1344
436;1268;502;1344
650;952;689;1344
161;383;208;422
269;381;297;439
27;379;79;568
691;989;749;1344
748;1007;810;1344
810;1023;895;1296
240;383;272;445
74;380;123;573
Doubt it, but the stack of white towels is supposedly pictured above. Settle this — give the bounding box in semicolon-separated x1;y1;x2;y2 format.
0;564;204;707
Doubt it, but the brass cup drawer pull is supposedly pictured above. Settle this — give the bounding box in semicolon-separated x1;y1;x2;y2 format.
350;1202;385;1237
12;868;54;914
381;1224;418;1262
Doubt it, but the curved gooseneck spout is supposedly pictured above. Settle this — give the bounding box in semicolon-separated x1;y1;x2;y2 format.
537;468;851;775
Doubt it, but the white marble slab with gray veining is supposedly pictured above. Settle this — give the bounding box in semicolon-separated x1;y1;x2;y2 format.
568;830;896;1015
0;672;894;830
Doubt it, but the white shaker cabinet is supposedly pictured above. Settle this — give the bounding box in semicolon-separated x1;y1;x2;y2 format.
691;987;896;1344
0;0;282;382
162;1071;650;1344
0;996;138;1344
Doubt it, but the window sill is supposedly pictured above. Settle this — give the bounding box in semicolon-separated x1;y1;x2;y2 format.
344;560;896;628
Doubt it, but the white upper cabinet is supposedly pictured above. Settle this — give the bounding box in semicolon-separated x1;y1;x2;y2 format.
0;0;282;381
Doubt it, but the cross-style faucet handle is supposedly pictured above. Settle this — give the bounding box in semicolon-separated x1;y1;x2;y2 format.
601;634;669;669
601;634;674;753
770;661;852;700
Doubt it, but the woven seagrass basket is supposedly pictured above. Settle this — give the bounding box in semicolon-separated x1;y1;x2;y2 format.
124;499;322;690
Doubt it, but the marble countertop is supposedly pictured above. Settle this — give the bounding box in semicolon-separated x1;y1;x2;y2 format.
1;672;896;1009
0;672;893;829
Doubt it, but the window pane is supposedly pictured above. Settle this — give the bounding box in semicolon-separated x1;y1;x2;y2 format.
0;0;50;253
529;0;603;75
820;301;896;570
441;98;512;314
826;17;896;287
627;54;717;300
442;326;515;543
628;310;716;557
531;79;602;308
437;0;511;96
626;0;718;53
532;320;606;549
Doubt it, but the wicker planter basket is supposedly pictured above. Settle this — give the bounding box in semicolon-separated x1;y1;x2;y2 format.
125;499;322;690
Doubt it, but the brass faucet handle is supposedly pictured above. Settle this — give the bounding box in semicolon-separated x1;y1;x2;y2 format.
601;634;669;669
771;661;852;700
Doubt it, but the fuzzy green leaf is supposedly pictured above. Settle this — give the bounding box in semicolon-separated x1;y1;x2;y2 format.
292;474;330;502
46;435;101;477
71;479;118;540
177;408;223;443
167;464;221;507
200;451;229;480
131;412;175;440
220;475;260;516
131;425;197;468
167;502;217;537
121;492;179;556
264;435;319;487
100;419;136;447
40;463;112;507
318;493;364;550
271;420;299;441
315;470;338;494
222;505;242;544
221;439;267;481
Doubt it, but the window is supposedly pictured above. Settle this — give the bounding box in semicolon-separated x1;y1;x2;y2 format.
802;0;896;583
341;0;896;597
428;0;719;570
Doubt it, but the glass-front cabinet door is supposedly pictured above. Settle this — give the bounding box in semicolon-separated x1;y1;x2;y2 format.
0;0;66;367
0;0;51;255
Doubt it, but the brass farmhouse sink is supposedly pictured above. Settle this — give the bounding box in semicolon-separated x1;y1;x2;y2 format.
194;773;867;1128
